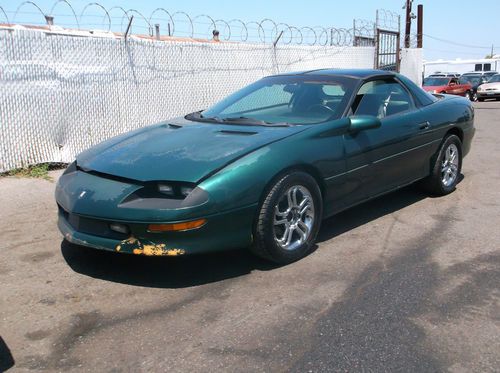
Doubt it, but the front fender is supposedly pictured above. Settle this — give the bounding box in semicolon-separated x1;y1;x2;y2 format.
200;119;349;214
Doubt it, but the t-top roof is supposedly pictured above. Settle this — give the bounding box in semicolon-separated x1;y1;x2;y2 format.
274;68;397;79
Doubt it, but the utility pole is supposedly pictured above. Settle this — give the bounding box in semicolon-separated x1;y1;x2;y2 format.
417;4;423;48
404;0;412;48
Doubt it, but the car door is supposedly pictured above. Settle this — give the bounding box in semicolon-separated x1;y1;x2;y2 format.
340;77;430;206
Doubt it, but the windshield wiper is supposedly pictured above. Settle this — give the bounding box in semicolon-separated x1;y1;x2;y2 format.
220;116;291;127
185;112;291;127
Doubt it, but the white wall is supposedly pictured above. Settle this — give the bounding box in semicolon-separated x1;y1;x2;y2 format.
400;48;423;86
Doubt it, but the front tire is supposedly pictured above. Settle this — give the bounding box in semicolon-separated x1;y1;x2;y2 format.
251;172;322;264
420;135;462;196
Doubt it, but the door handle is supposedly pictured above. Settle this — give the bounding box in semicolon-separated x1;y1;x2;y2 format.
418;121;430;130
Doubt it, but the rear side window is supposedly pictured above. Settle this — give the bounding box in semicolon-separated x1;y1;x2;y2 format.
352;78;413;118
397;74;437;106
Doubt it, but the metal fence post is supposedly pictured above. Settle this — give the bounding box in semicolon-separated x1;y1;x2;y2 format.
155;23;160;40
124;15;134;40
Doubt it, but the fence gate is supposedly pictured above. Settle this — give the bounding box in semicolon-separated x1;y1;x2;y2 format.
375;28;400;71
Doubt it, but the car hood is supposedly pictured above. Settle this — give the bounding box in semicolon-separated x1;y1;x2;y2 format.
479;82;500;90
76;117;307;183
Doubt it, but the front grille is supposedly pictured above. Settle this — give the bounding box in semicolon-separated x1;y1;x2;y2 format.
58;205;128;240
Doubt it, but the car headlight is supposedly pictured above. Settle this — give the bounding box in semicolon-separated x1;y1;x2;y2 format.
180;186;194;197
120;183;208;209
157;182;196;198
158;183;174;195
478;87;483;91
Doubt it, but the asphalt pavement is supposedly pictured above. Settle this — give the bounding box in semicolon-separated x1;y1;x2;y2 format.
0;102;499;372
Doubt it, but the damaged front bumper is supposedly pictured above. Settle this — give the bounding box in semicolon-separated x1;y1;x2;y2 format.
57;202;256;256
55;169;257;256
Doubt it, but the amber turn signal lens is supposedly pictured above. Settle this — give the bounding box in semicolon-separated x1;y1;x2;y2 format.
148;219;207;232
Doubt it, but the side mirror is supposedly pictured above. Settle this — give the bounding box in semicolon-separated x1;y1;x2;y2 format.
349;115;381;133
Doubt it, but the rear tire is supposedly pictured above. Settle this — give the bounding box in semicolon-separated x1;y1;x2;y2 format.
420;135;462;196
250;172;322;264
465;91;472;100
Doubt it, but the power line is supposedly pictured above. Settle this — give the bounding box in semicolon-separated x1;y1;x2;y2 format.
423;33;493;49
424;47;487;57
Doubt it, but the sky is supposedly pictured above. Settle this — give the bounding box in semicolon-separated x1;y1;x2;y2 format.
2;0;499;61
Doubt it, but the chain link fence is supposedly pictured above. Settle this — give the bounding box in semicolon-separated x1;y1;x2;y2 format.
0;28;380;171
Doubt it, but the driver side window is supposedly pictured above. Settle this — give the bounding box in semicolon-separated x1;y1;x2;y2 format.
352;78;413;119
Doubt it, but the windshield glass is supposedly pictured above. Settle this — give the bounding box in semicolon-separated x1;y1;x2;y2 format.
488;75;500;83
423;77;450;86
459;75;482;85
199;75;356;125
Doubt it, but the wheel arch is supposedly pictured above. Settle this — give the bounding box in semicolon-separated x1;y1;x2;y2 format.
426;127;463;176
257;164;326;211
445;126;464;143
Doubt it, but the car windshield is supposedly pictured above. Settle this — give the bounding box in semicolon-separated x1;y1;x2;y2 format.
423;77;450;86
459;75;482;85
488;75;500;83
197;75;356;125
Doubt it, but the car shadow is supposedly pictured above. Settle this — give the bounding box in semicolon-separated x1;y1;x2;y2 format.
318;173;464;242
61;180;462;289
0;336;15;371
61;241;278;289
317;184;430;243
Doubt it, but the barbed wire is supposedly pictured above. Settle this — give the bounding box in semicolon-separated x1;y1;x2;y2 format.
376;9;400;31
0;5;10;24
49;0;78;28
2;1;398;46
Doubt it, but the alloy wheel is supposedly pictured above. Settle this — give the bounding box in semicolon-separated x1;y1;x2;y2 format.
441;143;459;187
273;185;315;251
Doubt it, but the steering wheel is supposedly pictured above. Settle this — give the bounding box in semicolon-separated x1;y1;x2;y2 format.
307;104;335;116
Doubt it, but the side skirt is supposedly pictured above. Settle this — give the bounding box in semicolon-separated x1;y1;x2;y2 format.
322;176;427;220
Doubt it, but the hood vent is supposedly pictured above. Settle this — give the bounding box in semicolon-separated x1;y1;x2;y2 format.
161;123;183;129
218;129;257;136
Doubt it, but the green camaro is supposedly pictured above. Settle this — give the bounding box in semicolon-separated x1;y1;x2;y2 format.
56;69;475;264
